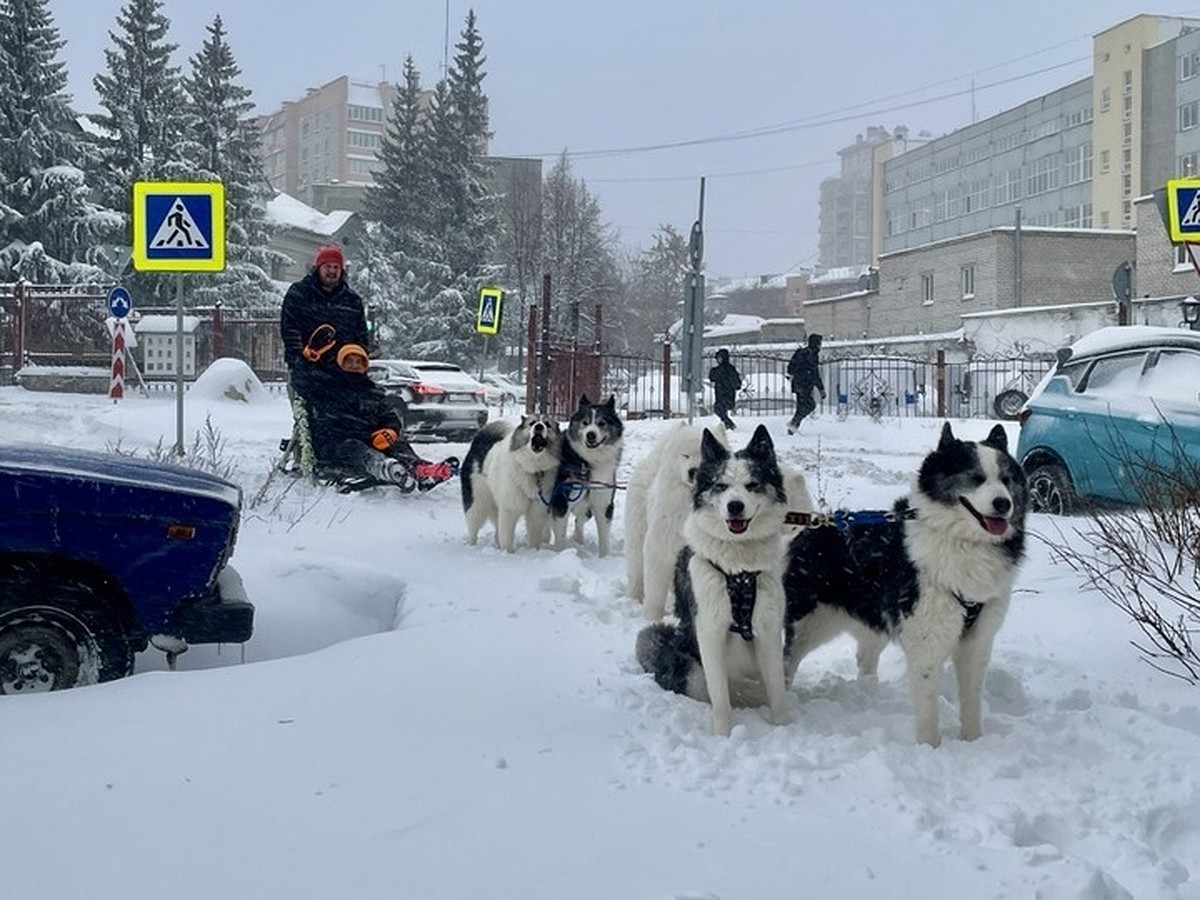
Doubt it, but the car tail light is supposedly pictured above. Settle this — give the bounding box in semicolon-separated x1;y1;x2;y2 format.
411;381;447;399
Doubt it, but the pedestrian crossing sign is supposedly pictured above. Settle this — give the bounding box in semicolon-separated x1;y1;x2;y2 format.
131;181;225;271
476;286;504;335
1165;177;1200;243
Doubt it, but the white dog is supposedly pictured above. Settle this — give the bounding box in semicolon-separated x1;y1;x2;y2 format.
625;421;726;620
636;425;792;736
460;415;563;552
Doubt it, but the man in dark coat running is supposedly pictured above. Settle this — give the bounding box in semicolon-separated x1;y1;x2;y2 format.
280;245;455;490
786;333;826;435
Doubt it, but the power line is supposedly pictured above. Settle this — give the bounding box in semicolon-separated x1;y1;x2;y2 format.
523;56;1089;161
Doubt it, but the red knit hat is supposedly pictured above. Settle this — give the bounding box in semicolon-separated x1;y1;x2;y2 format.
313;244;345;269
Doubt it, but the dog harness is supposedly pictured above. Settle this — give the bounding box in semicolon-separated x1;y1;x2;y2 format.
707;564;758;641
953;591;984;631
784;506;918;531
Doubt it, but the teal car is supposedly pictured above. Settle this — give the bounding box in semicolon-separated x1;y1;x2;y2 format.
1015;326;1200;514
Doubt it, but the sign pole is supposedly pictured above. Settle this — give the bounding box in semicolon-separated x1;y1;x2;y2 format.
174;272;184;456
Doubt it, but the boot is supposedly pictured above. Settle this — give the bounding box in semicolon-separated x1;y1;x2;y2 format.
412;456;459;491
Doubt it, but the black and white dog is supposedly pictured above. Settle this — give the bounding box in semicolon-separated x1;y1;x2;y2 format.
636;425;791;736
783;422;1027;746
549;395;624;557
461;415;563;552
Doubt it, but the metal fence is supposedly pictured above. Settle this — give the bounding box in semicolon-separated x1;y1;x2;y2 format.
590;348;1056;422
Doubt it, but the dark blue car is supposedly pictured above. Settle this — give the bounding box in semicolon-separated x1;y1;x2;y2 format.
1016;326;1200;514
0;444;253;693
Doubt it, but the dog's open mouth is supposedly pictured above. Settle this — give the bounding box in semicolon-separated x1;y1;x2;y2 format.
726;517;750;534
585;434;601;448
531;434;548;452
960;498;1009;536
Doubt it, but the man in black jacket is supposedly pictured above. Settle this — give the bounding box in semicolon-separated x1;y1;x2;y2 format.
786;333;826;435
707;348;742;430
280;245;455;490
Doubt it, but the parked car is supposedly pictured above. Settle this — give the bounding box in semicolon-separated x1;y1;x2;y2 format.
368;359;489;441
0;444;253;693
1015;325;1200;514
480;372;527;407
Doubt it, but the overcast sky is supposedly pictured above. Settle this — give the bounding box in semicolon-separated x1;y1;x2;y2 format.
53;1;1200;279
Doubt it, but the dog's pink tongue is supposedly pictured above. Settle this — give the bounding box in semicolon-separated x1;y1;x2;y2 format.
727;518;750;534
982;516;1008;535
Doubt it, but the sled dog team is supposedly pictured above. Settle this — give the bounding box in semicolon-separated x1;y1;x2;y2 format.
462;397;1029;747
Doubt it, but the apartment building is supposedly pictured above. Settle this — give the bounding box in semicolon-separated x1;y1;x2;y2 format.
259;76;397;210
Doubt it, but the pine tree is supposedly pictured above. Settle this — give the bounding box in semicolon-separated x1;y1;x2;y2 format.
427;10;498;284
183;15;285;311
90;0;192;215
0;0;115;283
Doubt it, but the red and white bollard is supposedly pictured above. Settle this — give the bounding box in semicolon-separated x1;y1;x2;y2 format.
110;320;126;401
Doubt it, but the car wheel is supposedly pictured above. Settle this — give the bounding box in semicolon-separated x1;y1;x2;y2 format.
1026;460;1077;516
993;389;1028;420
0;572;134;693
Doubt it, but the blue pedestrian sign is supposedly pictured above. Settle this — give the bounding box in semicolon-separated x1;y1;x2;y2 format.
131;181;225;272
1165;178;1200;243
107;285;133;319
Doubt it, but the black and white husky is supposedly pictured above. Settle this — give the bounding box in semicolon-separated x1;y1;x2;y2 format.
461;415;563;552
783;422;1027;746
636;424;791;736
549;395;624;557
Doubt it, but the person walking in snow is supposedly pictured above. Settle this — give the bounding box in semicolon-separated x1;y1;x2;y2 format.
708;348;742;430
786;333;826;435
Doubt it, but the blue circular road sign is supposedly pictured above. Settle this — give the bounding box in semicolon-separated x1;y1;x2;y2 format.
107;285;133;319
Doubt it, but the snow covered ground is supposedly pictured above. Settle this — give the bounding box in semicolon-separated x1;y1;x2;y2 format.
1;362;1197;899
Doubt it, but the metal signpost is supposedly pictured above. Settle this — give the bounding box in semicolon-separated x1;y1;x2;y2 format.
681;178;706;423
131;181;226;455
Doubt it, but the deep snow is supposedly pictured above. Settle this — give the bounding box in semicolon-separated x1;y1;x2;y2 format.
0;361;1197;900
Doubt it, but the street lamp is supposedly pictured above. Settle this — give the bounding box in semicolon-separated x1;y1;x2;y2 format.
1181;296;1200;330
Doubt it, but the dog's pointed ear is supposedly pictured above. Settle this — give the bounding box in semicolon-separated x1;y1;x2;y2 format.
603;394;616;411
700;427;728;465
984;423;1009;452
937;421;956;450
746;423;775;458
578;394;590;409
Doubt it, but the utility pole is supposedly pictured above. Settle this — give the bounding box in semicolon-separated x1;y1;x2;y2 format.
682;178;706;423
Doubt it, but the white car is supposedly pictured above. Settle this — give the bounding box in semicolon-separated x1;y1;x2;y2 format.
479;372;527;407
367;359;489;441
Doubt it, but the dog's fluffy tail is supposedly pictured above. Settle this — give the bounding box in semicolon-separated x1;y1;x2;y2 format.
636;622;701;697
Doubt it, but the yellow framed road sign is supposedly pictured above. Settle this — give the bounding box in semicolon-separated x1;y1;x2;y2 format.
476;286;504;335
1165;177;1200;243
131;181;226;272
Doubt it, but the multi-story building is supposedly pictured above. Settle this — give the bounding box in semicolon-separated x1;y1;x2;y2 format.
848;14;1200;265
259;76;397;211
818;127;894;269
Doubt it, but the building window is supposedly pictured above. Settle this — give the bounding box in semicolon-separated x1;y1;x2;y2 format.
347;130;381;149
1181;101;1199;131
1063;203;1093;228
1026;154;1061;197
1100;87;1111;113
1100;149;1110;173
1182;52;1200;81
993;167;1022;205
961;265;975;300
921;272;934;305
1064;143;1093;185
